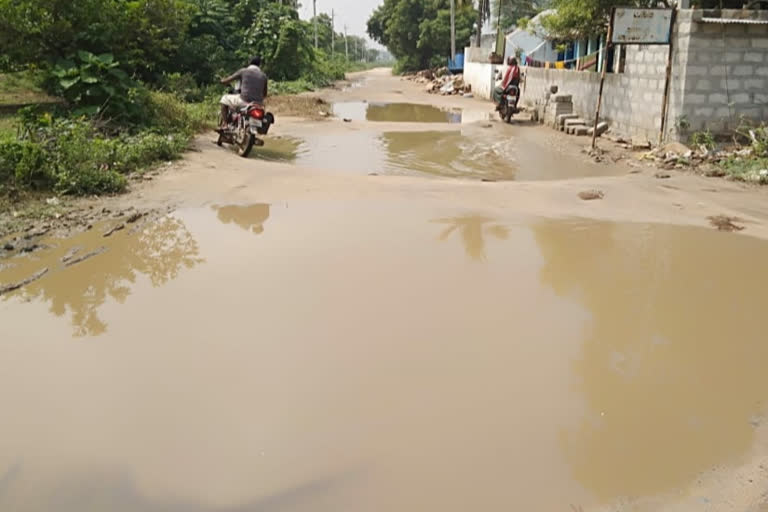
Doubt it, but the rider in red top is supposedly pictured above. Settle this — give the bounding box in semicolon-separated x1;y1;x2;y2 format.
493;57;521;109
502;58;520;90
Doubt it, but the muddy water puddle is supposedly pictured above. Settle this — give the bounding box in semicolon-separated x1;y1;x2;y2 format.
256;129;614;181
3;203;768;511
332;101;463;123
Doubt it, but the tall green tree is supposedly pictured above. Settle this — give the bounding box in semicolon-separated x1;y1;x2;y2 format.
540;0;668;39
309;13;335;53
0;0;193;82
367;0;477;71
492;0;546;30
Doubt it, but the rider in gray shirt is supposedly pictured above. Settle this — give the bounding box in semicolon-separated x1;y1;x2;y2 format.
219;56;268;127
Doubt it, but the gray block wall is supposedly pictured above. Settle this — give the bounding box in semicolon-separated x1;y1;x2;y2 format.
521;9;768;142
523;45;671;139
677;9;768;136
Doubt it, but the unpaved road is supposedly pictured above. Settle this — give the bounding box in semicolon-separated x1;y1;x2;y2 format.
3;68;768;512
112;68;768;239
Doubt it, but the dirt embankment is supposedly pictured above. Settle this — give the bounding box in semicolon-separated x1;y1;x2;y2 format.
267;94;333;120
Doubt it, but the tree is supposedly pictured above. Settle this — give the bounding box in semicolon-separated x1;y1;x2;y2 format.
309;13;335;53
0;0;193;81
476;0;491;46
491;0;546;30
240;2;316;80
540;0;667;39
367;0;478;71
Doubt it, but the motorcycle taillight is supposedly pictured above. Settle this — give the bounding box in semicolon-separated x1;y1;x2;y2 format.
249;108;264;120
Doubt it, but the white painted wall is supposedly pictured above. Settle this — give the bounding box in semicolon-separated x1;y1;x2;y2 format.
463;59;500;100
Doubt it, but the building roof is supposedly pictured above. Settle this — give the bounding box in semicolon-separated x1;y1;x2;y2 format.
700;17;768;24
505;9;555;54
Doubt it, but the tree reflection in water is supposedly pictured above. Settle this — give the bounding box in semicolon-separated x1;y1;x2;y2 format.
2;216;202;337
213;204;271;235
533;219;768;500
432;215;510;261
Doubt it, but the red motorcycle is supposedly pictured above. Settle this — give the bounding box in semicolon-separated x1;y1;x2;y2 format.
217;91;275;158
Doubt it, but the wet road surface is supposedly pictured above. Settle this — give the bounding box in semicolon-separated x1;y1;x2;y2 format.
3;202;768;511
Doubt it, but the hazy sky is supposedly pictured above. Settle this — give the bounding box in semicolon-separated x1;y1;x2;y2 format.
299;0;384;46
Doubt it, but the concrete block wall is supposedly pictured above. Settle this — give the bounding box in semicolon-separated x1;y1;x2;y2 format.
522;45;670;139
676;9;768;136
520;10;768;141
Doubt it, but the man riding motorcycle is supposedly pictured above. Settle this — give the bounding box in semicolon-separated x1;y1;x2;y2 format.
493;57;520;111
219;56;268;129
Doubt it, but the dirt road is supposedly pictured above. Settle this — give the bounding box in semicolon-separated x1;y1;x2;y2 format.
3;68;768;512
109;68;768;238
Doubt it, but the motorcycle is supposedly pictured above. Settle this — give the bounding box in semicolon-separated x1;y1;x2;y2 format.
498;85;520;123
216;88;275;158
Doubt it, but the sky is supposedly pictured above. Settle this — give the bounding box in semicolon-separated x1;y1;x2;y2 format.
298;0;384;48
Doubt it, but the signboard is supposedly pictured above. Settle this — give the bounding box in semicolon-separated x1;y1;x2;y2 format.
611;8;673;45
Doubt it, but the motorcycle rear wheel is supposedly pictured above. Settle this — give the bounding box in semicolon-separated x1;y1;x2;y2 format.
216;112;225;146
498;104;509;122
236;127;255;158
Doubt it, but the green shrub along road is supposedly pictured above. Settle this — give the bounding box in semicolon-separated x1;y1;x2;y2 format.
0;0;387;198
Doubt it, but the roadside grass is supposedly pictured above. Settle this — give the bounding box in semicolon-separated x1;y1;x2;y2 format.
0;68;348;201
270;79;316;96
0;71;56;106
720;156;768;184
690;124;768;185
1;92;218;198
0;114;17;137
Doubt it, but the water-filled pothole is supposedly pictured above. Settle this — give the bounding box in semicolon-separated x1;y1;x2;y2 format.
4;205;768;511
251;129;621;181
332;101;462;123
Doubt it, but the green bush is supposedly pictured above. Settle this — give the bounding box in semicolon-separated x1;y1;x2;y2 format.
160;72;205;103
145;91;205;134
269;79;315;96
737;123;768;158
0;137;24;190
1;111;197;196
15;141;53;189
113;132;188;172
720;156;768;184
48;51;139;120
690;129;716;150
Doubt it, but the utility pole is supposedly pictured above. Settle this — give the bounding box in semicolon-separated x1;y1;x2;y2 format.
331;9;335;55
313;0;318;49
450;0;456;61
344;25;349;61
496;0;503;55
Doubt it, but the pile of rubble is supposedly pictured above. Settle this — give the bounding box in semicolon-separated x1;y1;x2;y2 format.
403;67;472;96
601;136;767;183
635;140;758;173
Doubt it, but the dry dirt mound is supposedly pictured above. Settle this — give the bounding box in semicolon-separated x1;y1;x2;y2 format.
266;95;332;120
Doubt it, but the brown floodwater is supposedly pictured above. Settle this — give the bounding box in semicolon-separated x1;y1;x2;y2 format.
252;129;616;181
331;102;463;123
2;203;768;511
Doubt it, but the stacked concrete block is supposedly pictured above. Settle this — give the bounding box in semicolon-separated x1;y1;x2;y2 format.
556;113;579;130
544;93;574;127
564;118;588;135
